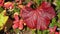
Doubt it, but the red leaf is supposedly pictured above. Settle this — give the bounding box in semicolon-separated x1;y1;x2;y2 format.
4;2;14;9
12;22;19;29
55;32;59;34
20;2;56;30
0;0;4;7
13;13;24;30
13;13;19;29
49;26;57;34
19;19;24;30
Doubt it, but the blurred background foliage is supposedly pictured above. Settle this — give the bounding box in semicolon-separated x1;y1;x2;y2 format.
0;0;60;34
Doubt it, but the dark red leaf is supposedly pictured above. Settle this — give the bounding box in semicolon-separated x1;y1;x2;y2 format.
20;2;56;30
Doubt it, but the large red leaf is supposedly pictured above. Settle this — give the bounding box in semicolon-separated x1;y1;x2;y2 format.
20;2;56;30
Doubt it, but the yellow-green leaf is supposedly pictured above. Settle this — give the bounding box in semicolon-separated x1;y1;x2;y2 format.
0;10;8;30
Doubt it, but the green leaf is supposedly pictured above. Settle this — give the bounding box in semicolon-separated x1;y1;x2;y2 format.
24;0;30;5
0;7;4;13
56;0;60;10
43;30;49;34
37;30;42;34
14;29;20;34
57;12;60;19
13;7;20;14
49;17;56;27
56;23;60;28
32;29;35;34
